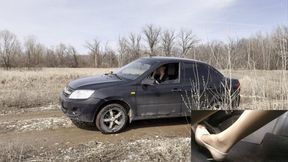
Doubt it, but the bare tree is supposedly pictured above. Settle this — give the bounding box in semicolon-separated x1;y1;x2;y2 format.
273;26;288;70
0;30;21;69
128;33;142;59
118;33;142;65
143;24;161;56
67;46;79;68
207;41;226;69
102;45;118;68
178;30;198;57
45;48;58;67
0;25;287;70
54;43;68;67
161;30;175;56
24;37;34;68
86;39;101;68
24;36;45;68
118;37;128;66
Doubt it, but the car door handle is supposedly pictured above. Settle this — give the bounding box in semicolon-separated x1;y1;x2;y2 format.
171;88;182;92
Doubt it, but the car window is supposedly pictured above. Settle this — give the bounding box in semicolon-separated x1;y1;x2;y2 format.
183;62;209;85
149;62;180;84
208;66;223;84
198;64;209;83
184;62;223;88
115;59;153;80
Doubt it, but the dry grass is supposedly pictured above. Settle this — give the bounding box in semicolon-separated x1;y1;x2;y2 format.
221;70;288;110
0;68;113;110
0;68;287;110
0;137;190;162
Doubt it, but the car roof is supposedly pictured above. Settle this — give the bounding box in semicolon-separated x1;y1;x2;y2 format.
141;56;205;64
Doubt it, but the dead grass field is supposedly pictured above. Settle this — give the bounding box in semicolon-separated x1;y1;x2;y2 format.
0;68;113;112
0;68;288;111
221;70;288;110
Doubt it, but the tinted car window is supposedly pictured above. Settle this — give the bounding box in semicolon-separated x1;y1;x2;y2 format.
184;62;223;85
183;62;209;85
208;66;223;84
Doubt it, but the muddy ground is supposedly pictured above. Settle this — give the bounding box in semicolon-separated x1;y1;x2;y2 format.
0;105;191;162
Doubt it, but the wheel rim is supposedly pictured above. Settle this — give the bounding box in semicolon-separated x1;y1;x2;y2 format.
100;106;125;132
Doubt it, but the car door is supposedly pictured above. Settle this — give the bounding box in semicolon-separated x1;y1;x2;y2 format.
136;62;182;117
181;62;210;112
181;62;224;111
181;62;198;113
205;66;226;107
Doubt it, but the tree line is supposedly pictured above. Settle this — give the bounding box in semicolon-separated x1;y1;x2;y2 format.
0;24;287;70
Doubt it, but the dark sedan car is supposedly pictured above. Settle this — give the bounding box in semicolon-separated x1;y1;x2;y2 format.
60;57;240;133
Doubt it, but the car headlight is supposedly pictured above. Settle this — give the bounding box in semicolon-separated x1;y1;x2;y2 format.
63;87;72;95
68;90;95;99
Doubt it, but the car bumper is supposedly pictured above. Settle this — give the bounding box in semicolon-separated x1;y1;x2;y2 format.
59;93;102;122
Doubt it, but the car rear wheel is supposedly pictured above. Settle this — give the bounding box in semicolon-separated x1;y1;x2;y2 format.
96;103;128;134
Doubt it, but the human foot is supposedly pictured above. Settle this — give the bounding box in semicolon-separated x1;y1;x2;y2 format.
195;125;228;161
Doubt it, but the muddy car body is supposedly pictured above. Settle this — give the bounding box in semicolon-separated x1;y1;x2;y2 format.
60;57;240;133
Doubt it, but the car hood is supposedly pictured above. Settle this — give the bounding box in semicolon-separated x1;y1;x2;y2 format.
69;75;125;90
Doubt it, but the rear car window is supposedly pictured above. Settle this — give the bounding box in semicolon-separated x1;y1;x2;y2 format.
183;62;208;84
184;62;223;86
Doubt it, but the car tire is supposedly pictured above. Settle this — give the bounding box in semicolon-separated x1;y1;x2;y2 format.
96;103;128;134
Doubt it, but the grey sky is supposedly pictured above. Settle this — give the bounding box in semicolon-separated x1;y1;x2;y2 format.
0;0;287;53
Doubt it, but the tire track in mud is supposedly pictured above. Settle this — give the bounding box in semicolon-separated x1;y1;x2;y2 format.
0;116;73;133
0;105;72;134
0;105;191;161
0;105;191;135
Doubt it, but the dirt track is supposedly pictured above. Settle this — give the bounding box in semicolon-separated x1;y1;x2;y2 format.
0;105;191;161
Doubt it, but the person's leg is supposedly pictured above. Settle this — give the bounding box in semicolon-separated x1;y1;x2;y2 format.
200;110;286;154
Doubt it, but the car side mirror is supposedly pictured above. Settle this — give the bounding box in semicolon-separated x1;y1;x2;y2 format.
141;78;155;86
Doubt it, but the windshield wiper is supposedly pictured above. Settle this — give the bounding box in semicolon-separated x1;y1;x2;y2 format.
111;73;122;80
105;71;122;80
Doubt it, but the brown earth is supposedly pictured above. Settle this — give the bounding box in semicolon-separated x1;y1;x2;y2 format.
0;105;191;162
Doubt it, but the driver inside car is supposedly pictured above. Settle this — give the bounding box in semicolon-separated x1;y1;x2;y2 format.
151;65;168;84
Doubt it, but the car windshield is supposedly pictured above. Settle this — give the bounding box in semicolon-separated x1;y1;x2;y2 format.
115;59;152;80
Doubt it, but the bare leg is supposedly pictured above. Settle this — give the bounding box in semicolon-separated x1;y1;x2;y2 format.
201;110;286;153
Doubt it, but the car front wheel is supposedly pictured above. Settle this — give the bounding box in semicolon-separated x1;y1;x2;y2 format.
96;103;128;134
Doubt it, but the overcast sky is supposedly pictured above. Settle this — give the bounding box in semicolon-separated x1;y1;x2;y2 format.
0;0;287;53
